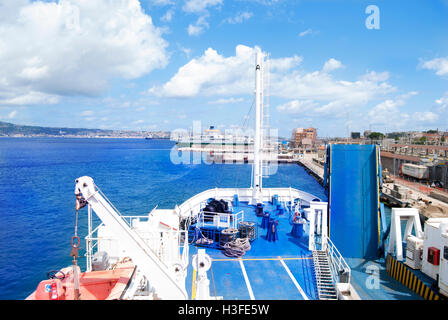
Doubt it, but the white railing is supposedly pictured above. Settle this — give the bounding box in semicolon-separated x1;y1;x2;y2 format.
326;237;351;284
197;210;244;229
85;215;188;272
176;187;320;219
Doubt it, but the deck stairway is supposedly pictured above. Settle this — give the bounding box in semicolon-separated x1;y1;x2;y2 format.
312;250;338;300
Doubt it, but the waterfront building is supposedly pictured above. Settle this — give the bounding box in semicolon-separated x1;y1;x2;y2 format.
291;127;317;149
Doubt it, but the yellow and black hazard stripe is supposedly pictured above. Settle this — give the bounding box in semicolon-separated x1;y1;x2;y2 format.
386;255;443;300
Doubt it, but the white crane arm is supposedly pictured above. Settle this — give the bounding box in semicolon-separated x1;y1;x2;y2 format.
74;176;188;300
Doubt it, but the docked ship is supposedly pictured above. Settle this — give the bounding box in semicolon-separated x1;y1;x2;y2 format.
174;125;253;146
27;50;448;301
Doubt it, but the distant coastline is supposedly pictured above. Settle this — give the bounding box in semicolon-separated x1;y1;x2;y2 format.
0;121;170;139
0;136;170;139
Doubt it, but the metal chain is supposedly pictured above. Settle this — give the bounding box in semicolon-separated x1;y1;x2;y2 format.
71;203;81;300
74;209;79;238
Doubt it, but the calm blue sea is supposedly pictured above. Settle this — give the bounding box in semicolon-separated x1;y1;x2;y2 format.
0;137;326;300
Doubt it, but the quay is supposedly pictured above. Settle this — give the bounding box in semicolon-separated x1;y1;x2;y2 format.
296;153;324;185
293;149;448;218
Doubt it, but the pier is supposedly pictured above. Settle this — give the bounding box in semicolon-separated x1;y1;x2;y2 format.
296;153;324;185
381;176;448;217
178;147;301;164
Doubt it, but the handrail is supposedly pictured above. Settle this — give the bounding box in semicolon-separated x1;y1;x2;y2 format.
176;187;320;219
85;215;188;263
326;237;351;284
198;210;244;229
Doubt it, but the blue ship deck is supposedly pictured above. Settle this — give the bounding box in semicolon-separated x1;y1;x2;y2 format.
185;200;318;300
347;258;423;300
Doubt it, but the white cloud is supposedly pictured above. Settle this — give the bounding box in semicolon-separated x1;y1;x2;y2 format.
299;28;314;37
150;45;395;117
8;110;17;119
187;24;203;36
183;0;222;13
270;55;303;72
276;100;317;114
322;58;343;73
150;45;256;97
180;46;192;58
150;0;174;5
0;0;168;106
244;0;281;5
0;0;28;23
413;111;439;123
187;15;209;36
421;57;448;76
223;12;253;24
150;45;303;98
274;70;395;114
81;110;94;116
161;9;174;22
183;0;223;36
20;65;49;81
367;91;418;127
361;71;390;82
435;92;448;111
0;91;59;106
208;97;245;104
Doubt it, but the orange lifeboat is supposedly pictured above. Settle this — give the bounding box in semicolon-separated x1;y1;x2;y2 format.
27;260;135;300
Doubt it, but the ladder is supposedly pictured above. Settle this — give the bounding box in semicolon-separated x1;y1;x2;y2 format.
312;250;338;300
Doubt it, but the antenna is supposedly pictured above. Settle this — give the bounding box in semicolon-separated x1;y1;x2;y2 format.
264;53;271;177
264;53;271;149
252;50;264;204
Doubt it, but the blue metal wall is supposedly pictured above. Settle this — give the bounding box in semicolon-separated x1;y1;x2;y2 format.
326;144;381;259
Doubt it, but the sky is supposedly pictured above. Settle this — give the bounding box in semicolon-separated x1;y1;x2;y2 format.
0;0;447;137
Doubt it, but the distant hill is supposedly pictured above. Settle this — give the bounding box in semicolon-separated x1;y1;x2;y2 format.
0;121;113;136
0;121;169;138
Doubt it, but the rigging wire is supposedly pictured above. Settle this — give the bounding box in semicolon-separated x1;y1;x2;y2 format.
210;262;218;299
234;97;255;188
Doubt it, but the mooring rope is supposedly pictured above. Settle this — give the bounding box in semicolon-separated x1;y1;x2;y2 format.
222;238;251;258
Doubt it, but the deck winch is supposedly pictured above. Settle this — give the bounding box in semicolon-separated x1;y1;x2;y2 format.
220;228;238;247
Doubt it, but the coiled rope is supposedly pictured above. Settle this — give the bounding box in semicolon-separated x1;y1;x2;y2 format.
222;238;251;258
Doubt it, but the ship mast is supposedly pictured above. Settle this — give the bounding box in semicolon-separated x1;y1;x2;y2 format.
252;50;264;204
